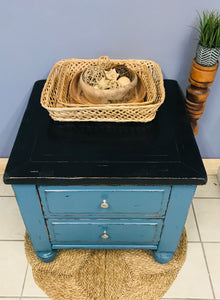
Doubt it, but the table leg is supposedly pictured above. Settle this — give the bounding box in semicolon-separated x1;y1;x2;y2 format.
13;185;53;262
153;251;174;264
36;250;57;263
154;185;196;263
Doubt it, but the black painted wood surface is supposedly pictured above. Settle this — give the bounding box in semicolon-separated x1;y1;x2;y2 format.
4;80;207;185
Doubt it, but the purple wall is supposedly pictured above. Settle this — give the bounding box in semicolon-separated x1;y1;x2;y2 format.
0;0;220;157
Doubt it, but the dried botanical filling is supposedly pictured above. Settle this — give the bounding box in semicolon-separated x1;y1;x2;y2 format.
82;64;132;90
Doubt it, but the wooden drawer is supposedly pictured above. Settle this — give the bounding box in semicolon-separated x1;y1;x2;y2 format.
47;219;163;246
38;186;170;217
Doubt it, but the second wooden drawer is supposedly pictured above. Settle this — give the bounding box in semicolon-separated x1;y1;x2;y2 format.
47;218;163;246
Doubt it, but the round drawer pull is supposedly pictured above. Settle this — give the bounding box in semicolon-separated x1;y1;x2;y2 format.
101;230;109;239
100;199;109;209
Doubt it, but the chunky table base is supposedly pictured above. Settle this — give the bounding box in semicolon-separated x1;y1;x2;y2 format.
186;84;210;135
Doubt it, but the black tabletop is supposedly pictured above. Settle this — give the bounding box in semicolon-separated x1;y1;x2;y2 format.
4;80;207;185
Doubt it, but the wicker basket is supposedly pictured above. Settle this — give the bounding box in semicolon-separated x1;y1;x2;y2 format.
41;58;165;122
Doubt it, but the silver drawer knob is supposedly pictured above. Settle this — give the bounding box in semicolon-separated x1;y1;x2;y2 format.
100;199;109;209
101;230;109;239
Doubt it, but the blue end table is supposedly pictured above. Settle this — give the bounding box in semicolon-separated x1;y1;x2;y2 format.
4;80;207;264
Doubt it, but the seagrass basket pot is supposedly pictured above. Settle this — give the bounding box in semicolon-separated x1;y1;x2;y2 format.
40;57;165;123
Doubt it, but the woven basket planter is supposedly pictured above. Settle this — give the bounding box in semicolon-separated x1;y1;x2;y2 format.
195;44;220;67
41;58;165;123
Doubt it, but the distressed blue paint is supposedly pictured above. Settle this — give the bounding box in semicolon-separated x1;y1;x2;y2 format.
52;244;157;250
38;186;170;217
12;184;196;263
156;185;196;253
153;251;174;264
12;185;52;252
47;219;163;245
36;250;57;263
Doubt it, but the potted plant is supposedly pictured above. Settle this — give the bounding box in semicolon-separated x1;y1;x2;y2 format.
185;10;220;135
195;10;220;67
189;10;220;88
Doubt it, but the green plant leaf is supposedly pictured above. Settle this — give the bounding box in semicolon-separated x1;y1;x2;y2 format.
197;10;220;48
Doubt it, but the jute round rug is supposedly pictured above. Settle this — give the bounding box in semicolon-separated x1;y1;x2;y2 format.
25;229;187;300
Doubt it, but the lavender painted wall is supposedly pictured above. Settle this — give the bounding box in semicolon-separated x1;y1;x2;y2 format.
0;0;219;158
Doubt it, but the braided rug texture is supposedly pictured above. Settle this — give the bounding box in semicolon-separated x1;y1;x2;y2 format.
25;229;187;300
